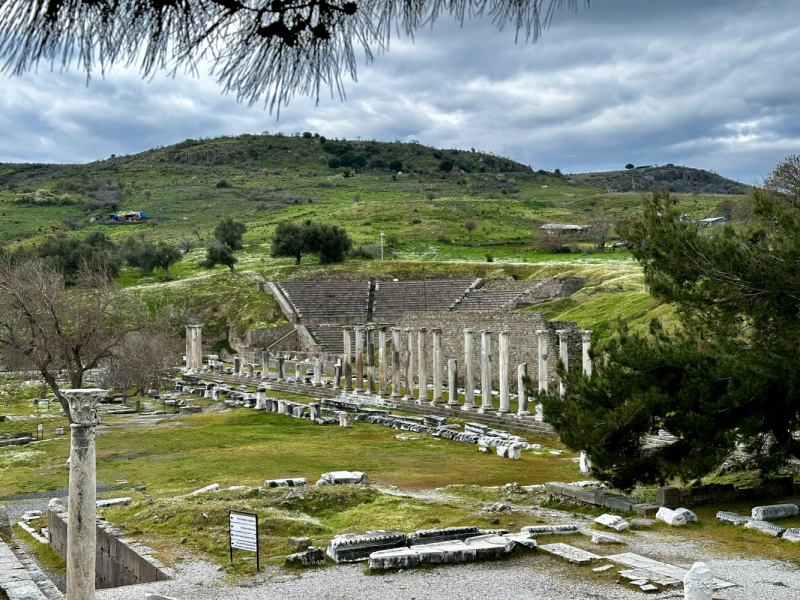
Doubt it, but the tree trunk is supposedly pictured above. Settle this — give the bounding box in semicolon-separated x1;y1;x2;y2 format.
165;267;173;281
229;264;236;273
295;255;301;265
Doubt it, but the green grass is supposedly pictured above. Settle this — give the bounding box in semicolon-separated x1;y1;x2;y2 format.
12;522;67;578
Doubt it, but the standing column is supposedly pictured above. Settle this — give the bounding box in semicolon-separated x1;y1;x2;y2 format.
278;357;285;381
366;327;376;394
462;329;475;411
185;325;193;368
63;388;108;600
557;329;570;396
354;326;364;393
536;330;548;421
313;357;322;387
193;326;203;372
295;362;302;384
517;363;530;417
447;359;459;406
247;363;254;378
416;328;428;403
432;328;443;404
343;327;353;391
478;329;493;413
391;328;402;398
581;330;592;377
334;361;342;390
404;328;415;400
498;330;510;414
261;351;268;379
233;356;241;375
378;327;389;396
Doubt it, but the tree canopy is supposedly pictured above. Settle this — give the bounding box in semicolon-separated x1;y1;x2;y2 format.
535;160;800;489
271;219;352;264
214;217;247;250
0;1;584;110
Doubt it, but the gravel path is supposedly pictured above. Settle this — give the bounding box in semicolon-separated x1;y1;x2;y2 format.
93;531;800;600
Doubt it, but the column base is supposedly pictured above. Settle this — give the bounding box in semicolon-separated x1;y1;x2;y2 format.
391;393;402;399
461;404;476;412
431;398;443;405
415;399;431;405
496;409;511;415
403;394;415;401
516;411;532;418
446;401;461;408
477;407;495;414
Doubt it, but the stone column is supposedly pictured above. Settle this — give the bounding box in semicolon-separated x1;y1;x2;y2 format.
404;328;414;400
536;330;548;421
447;359;459;406
63;388;108;600
309;402;321;421
334;362;342;390
233;356;241;376
313;357;322;387
194;327;203;372
343;327;353;391
295;363;302;384
462;329;475;411
354;326;365;393
478;329;493;413
557;330;569;396
366;327;376;394
378;327;388;396
247;363;254;378
498;330;510;414
581;330;592;377
185;325;193;368
256;386;267;410
391;328;402;398
261;351;268;379
416;328;428;403
517;363;530;417
432;328;443;404
275;357;283;381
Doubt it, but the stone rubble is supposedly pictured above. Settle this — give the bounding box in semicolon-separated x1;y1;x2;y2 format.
683;561;714;600
316;471;367;486
591;531;625;544
674;508;698;523
744;520;786;537
265;478;307;488
191;483;219;495
327;531;406;563
751;503;799;521
594;514;630;531
655;506;687;526
285;546;326;566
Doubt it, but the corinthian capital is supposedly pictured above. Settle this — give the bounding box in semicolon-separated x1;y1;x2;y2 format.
62;388;108;426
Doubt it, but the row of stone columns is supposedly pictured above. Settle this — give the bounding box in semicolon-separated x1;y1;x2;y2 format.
338;326;592;417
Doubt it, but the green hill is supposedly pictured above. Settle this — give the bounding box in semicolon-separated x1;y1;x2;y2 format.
0;133;751;340
569;165;748;195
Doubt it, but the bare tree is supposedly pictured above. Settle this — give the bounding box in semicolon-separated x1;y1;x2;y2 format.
765;154;800;202
0;1;586;110
0;257;157;422
102;329;179;398
589;215;613;252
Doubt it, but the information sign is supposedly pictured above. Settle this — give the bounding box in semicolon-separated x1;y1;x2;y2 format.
229;510;259;570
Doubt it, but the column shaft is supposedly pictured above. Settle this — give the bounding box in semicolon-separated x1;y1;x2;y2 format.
343;328;353;390
366;327;376;393
498;330;510;414
581;330;592;377
447;359;459;406
404;328;415;400
67;425;96;599
479;330;492;412
462;329;475;411
354;326;364;393
417;328;428;402
378;327;388;396
432;328;443;404
517;363;530;416
391;328;402;398
557;330;569;396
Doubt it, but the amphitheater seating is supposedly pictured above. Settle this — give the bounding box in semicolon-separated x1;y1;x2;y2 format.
278;281;370;322
372;279;479;319
453;289;523;311
306;325;348;354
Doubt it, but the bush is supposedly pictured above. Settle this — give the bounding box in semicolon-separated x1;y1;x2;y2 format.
302;131;313;138
500;188;508;195
216;179;231;188
348;244;380;259
439;160;454;172
328;157;341;169
437;234;452;244
485;252;494;262
409;218;422;224
389;159;403;172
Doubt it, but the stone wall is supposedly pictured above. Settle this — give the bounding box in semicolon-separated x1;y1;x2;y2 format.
245;323;296;348
657;477;798;507
47;508;169;589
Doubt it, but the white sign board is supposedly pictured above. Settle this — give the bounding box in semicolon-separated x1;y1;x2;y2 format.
229;512;258;553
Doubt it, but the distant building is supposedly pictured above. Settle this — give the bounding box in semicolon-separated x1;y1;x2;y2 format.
697;216;728;227
540;223;590;235
109;211;149;223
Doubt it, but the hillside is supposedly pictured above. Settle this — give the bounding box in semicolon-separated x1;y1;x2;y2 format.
569;165;748;195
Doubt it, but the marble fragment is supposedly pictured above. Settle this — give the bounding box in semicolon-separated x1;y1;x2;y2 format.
751;504;799;521
594;514;630;531
656;506;687;526
683;561;713;600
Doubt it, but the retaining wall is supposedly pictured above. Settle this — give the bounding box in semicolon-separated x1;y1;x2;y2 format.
657;477;799;507
47;508;169;589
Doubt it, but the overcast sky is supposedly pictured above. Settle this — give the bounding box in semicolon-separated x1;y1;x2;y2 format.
1;0;798;182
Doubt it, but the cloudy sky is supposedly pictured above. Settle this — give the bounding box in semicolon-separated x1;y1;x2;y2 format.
1;0;798;182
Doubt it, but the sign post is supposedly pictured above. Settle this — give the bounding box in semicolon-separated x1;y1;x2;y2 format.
229;510;259;571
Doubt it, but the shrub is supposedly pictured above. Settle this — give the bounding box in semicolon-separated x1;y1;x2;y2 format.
327;157;341;169
348;244;379;259
439;160;454;172
437;234;452;244
389;159;403;172
216;179;231;188
409;218;422;224
485;252;494;262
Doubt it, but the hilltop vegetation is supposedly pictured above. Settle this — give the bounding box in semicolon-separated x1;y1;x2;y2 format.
0;133;751;342
569;165;747;195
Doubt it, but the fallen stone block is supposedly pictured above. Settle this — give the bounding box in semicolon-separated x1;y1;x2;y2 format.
327;530;405;562
368;547;421;570
265;477;307;488
675;507;698;523
414;540;477;564
96;497;131;508
744;519;786;537
655;506;687;526
683;561;714;600
464;534;515;560
316;471;367;486
783;528;800;543
594;514;630;531
716;511;752;526
21;510;42;522
191;483;219;495
288;536;313;550
751;504;799;521
521;524;578;535
539;543;602;563
285;546;325;566
630;518;654;529
591;531;625;544
407;526;481;545
632;503;661;517
502;531;537;550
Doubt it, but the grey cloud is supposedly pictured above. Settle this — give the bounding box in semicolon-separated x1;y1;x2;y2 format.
0;0;798;182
